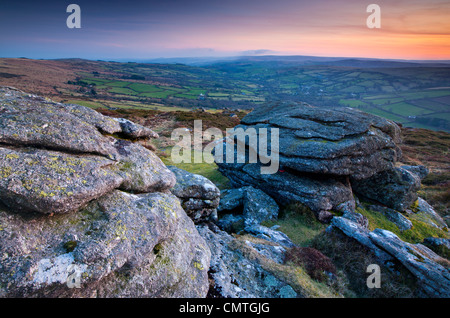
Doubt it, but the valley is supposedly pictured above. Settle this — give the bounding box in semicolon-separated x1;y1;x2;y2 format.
1;56;449;132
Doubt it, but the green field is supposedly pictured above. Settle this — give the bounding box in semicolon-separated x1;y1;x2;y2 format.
160;148;230;190
339;99;369;108
66;99;104;108
381;102;434;117
63;58;450;132
363;108;406;123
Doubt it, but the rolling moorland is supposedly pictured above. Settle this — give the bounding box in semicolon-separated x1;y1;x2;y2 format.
0;56;450;132
0;56;449;298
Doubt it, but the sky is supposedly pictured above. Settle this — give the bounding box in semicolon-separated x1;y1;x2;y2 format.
0;0;449;60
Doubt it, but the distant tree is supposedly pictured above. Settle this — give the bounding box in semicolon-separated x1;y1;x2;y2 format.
416;117;449;130
122;74;145;80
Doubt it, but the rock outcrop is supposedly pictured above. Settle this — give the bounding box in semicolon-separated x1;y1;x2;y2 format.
369;229;450;298
215;101;405;219
413;197;448;230
197;223;336;298
217;186;279;231
235;101;402;179
216;161;356;220
214;101;437;225
168;166;220;223
401;165;429;180
0;87;175;215
351;167;421;212
0;191;210;297
211;100;450;297
0;87;210;297
1;87;447;299
197;224;296;298
113;117;159;139
423;238;450;259
330;216;450;297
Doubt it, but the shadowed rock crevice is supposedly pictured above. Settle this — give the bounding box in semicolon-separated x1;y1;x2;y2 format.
0;141;116;160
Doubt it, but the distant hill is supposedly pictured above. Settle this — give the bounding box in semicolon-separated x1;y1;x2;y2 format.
125;55;450;68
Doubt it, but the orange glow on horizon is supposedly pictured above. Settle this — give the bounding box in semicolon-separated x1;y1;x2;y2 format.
171;30;450;60
161;1;450;60
4;0;450;60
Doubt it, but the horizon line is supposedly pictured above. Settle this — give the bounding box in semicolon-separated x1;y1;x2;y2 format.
2;54;450;64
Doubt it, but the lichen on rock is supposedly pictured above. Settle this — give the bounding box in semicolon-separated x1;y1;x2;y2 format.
0;86;210;298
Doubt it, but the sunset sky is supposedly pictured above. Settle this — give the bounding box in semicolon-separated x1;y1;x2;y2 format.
1;0;449;60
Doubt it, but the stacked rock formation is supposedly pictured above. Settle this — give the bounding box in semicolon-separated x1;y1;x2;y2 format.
214;100;450;297
167;166;220;223
0;87;210;297
214;101;420;219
